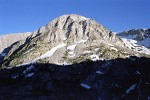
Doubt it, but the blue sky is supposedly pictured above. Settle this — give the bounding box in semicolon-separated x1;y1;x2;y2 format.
0;0;150;35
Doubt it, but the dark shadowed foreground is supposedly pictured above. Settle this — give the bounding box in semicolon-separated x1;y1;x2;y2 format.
0;57;150;100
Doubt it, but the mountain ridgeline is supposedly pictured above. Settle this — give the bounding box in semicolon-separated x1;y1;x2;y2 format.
1;14;149;67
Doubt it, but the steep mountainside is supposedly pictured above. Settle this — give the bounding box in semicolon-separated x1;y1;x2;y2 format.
1;14;139;67
117;28;150;54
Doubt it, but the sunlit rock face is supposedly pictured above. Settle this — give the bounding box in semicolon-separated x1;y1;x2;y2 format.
1;14;129;67
0;32;31;53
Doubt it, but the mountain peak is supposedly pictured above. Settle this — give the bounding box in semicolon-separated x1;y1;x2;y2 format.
1;15;133;66
53;14;90;21
33;14;123;47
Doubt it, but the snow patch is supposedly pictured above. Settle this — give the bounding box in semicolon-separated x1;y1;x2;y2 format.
109;44;114;47
25;73;34;78
80;83;91;89
94;48;100;51
62;62;70;65
12;75;19;79
33;43;66;61
136;70;141;74
75;38;88;43
110;47;118;51
83;50;93;54
126;84;137;94
16;43;66;66
96;71;104;74
6;67;13;69
67;44;77;51
146;82;149;85
68;51;74;55
98;97;102;100
81;16;90;20
90;54;99;61
23;65;34;74
68;54;76;58
16;62;31;67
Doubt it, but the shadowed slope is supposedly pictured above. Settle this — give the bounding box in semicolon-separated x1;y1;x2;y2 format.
0;57;149;100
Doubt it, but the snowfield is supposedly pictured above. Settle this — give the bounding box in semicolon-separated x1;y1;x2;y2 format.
67;44;77;51
33;43;66;61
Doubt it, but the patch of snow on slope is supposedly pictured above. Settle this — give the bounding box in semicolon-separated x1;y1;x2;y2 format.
6;67;13;69
23;65;34;74
109;44;114;47
83;50;93;54
80;83;91;89
136;70;141;75
90;54;99;61
57;62;71;66
110;47;118;51
67;44;77;57
16;43;66;66
67;44;77;51
33;43;66;61
68;54;76;58
25;73;34;78
126;84;137;94
75;38;88;43
12;75;19;79
94;48;100;51
81;16;90;20
96;71;104;74
16;62;31;67
68;51;74;55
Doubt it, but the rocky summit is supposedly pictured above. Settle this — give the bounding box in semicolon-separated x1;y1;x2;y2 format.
0;14;150;100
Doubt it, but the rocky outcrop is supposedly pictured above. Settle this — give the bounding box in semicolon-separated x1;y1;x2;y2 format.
0;32;31;53
0;57;149;99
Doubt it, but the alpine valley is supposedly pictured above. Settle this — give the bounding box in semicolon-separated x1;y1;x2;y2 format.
0;14;150;100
